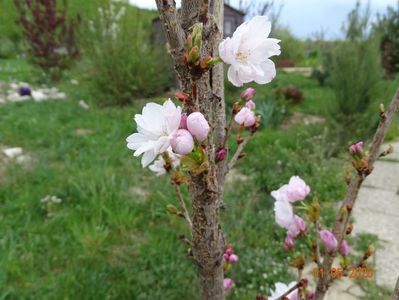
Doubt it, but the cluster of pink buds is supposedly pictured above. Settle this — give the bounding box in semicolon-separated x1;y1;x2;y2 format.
318;230;350;256
171;112;210;155
348;141;370;173
223;245;239;265
234;87;259;129
223;245;239;293
271;176;310;251
349;141;364;156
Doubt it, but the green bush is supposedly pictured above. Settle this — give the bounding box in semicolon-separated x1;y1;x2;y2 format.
0;37;16;59
83;2;171;105
327;2;383;144
272;27;304;65
373;1;399;78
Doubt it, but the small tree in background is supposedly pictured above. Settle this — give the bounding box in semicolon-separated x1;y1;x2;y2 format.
328;1;382;144
83;1;171;105
373;1;399;78
14;0;80;81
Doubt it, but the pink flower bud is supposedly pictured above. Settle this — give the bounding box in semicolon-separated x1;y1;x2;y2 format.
216;148;228;162
241;87;256;101
180;113;188;129
300;278;309;288
225;246;233;256
234;107;256;127
339;239;350;256
283;234;295;251
223;253;230;261
223;278;234;291
319;230;338;252
187;112;210;142
245;100;256;110
288;215;307;237
349;141;364;155
228;254;239;264
286;176;311;202
307;291;315;300
171;129;194;155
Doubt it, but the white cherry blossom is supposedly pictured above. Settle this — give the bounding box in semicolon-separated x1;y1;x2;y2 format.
126;99;182;167
148;148;181;176
219;15;281;87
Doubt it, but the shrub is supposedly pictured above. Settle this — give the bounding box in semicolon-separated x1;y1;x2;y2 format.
0;37;16;59
14;0;80;81
373;2;399;78
327;2;382;143
272;27;304;66
83;2;171;106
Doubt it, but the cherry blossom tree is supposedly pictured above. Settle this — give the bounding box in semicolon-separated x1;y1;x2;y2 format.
125;1;399;299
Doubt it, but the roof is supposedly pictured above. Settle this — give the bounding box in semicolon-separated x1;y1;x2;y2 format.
152;3;245;23
224;3;245;16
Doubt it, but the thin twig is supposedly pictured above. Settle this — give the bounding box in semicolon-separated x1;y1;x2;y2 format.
392;275;399;300
315;88;399;300
179;234;193;247
222;114;234;148
314;221;322;268
172;181;193;231
277;281;301;300
226;132;254;173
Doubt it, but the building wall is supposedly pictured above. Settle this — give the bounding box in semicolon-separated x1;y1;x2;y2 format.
152;4;244;43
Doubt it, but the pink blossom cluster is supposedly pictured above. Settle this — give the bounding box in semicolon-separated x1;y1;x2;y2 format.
234;87;257;127
126;99;210;173
173;111;210;155
222;245;239;293
318;230;350;256
223;278;234;292
349;141;364;156
223;245;239;264
271;176;310;250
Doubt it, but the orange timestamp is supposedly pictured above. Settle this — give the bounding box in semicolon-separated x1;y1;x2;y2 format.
312;267;374;279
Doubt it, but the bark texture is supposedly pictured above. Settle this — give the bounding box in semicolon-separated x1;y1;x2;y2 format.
155;1;226;299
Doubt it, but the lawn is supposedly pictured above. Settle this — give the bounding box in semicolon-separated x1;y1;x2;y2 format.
0;57;398;299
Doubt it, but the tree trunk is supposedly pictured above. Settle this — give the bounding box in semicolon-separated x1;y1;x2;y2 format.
155;1;226;299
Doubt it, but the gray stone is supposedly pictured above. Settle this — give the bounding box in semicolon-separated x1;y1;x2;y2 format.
352;146;399;289
363;160;399;192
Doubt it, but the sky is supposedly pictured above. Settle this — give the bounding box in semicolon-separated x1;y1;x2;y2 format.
128;0;398;39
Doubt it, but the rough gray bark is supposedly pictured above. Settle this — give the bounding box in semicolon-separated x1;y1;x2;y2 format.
314;88;399;300
155;1;226;299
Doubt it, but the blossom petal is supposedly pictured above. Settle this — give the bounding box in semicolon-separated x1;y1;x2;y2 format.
126;133;148;150
141;150;156;167
274;200;293;229
254;59;276;84
227;66;244;87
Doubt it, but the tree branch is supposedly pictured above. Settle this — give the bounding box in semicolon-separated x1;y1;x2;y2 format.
155;0;191;90
392;275;399;300
172;181;193;231
226;132;254;173
277;281;301;300
314;221;322;269
315;88;399;300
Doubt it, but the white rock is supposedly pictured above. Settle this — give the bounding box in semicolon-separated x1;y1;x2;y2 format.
32;90;48;102
16;154;31;164
79;100;89;110
53;92;66;99
3;147;23;158
7;93;30;102
10;83;19;90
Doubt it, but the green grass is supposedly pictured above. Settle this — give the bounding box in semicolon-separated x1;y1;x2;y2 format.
0;57;397;298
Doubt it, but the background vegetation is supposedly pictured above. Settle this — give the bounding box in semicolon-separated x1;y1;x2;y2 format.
0;0;398;299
